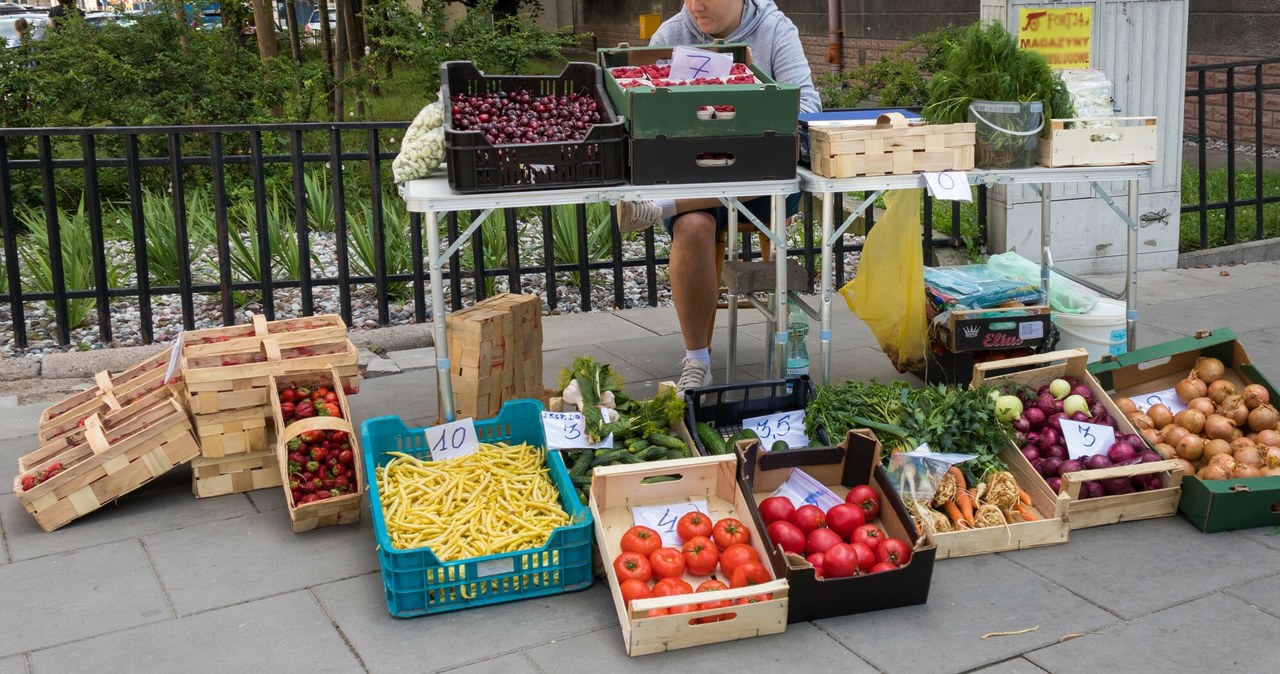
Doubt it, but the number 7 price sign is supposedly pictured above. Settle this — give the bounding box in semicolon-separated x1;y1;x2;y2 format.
423;418;481;461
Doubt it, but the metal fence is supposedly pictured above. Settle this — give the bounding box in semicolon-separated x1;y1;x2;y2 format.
0;123;972;350
1183;56;1280;248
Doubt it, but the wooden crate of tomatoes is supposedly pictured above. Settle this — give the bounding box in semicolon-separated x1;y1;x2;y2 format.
590;454;788;656
739;429;937;622
269;367;364;532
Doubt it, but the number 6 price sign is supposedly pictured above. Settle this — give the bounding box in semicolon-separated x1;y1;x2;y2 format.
423;417;480;461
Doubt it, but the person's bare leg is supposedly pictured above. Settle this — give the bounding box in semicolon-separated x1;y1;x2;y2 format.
670;211;720;351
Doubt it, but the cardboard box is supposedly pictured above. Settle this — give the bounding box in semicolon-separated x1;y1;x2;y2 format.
738;430;937;623
975;349;1185;529
446;293;543;420
1088;328;1280;532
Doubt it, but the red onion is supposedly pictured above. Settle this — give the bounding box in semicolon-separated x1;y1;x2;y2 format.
1121;434;1146;448
1070;384;1094;402
1071;411;1089;422
1024;407;1047;430
1022;447;1040;463
1083;481;1105;499
1103;477;1135;495
1088;401;1106;418
1037;394;1057;416
1048;413;1067;432
1063;375;1080;388
1038;428;1060;448
1148;475;1165;490
1042;456;1064;477
1025;431;1041;447
1107;441;1138;464
1013;416;1031;433
1083;454;1113;470
1046;476;1062;493
1046;444;1068;461
1060;459;1084;474
1038;384;1052;397
1139;451;1163;463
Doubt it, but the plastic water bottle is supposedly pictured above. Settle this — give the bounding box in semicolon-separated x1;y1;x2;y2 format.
785;300;810;379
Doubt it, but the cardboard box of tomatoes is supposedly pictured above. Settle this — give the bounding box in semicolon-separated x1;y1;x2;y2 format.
737;429;938;623
590;454;789;656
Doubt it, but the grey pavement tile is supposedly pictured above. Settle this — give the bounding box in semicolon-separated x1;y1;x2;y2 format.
1229;327;1280;383
1131;322;1188;351
144;509;378;616
816;554;1116;674
970;658;1051;674
827;346;917;386
543;345;655;391
1006;517;1280;620
28;591;361;674
439;653;540;674
1170;262;1280;291
244;487;287;513
1129;294;1274;336
1026;593;1280;674
524;621;876;673
0;541;169;658
349;370;441;431
543;312;657;350
1128;269;1223;303
0;656;24;674
0;518;8;565
385;346;437;371
1;470;258;563
312;573;618;674
1225;570;1280;619
0;406;45;442
617;305;772;338
0;436;37;496
1232;525;1280;553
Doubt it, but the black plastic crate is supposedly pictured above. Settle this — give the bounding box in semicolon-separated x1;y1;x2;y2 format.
629;132;797;185
684;377;828;454
442;61;627;194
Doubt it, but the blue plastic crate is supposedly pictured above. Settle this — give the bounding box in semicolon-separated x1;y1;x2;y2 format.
361;399;594;618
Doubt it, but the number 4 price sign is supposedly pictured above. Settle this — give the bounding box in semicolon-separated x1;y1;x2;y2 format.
422;418;481;461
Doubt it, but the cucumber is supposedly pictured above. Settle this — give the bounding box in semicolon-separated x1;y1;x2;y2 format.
646;432;687;450
770;439;791;453
696;422;728;455
640;475;679;484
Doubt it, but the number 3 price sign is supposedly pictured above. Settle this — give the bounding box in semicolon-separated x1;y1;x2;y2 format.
1060;420;1116;460
540;411;612;450
423;418;481;461
740;410;810;450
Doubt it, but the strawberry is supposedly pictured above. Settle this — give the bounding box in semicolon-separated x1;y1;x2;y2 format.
301;429;326;444
279;387;296;404
280;402;295;420
338;449;353;465
329;489;343;499
305;461;320;473
323;402;341;418
295;386;311;398
323;391;338;403
334;476;351;490
310;446;328;462
330;430;347;443
287;438;302;452
21;474;37;491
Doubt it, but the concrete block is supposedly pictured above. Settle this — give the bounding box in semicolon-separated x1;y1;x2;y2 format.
28;592;362;673
722;259;808;294
356;348;380;369
1227;564;1280;617
1179;238;1280;267
348;322;434;352
970;658;1050;674
364;358;403;378
0;356;39;381
0;656;24;674
40;343;169;380
0;541;170;657
444;653;541;674
385;346;437;371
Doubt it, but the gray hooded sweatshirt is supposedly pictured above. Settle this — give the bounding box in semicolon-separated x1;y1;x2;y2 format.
649;0;821;114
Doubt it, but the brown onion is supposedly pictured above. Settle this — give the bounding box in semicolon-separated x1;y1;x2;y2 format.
1208;379;1237;404
1262;466;1280;477
1242;383;1270;409
1153;442;1177;460
1114;397;1138;416
1199;464;1232;481
1219;396;1249;427
1176;377;1208;403
1140;428;1162;446
1175;458;1197;477
1203;438;1233;462
1247;404;1279;433
1174;408;1207;434
1188;397;1216;416
1193;356;1227;384
1210;454;1237;472
1266;446;1280;468
1230;436;1256;452
1175;434;1205;462
1147;403;1173;429
1204;414;1236;441
1161;425;1191;448
1257;429;1280;447
1233;464;1262;478
1234;444;1263;468
1127;413;1154;431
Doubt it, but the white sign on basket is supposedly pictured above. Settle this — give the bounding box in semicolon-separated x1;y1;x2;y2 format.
633;499;710;547
540;411;612;450
1061;420;1117;459
741;409;810;449
922;172;973;202
163;330;184;385
1019;321;1045;340
670;45;733;81
423;417;481;461
769;468;842;512
1130;387;1188;414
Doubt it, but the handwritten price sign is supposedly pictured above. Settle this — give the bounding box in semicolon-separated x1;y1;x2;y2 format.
741;410;809;450
1061;420;1117;459
1131;387;1187;414
423;418;480;461
670;45;733;80
540;411;612;450
633;500;710;547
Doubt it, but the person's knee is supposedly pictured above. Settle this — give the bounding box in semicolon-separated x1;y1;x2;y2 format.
672;213;718;253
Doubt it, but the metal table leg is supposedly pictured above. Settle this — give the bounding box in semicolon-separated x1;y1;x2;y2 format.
426;210;453;422
726;200;740;383
819;190;834;385
1040;183;1052;301
773;194;787;379
1127;179;1140;351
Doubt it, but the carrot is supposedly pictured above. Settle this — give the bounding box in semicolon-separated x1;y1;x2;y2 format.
942;500;968;529
1018;487;1033;506
1013;501;1038;522
948;466;969;491
947;467;975;525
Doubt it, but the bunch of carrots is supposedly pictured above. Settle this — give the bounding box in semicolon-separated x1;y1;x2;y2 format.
932;466;1038;531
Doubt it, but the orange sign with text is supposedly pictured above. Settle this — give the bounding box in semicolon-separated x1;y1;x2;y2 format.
1018;6;1092;69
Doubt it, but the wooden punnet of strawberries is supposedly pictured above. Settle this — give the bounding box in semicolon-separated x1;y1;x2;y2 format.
278;382;356;506
278;382;343;423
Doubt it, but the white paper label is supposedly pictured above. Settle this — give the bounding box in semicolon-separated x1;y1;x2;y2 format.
1061;420;1117;459
670;46;733;80
768;468;843;512
164;330;184;385
423;418;481;461
922;172;973;202
632;499;710;547
1019;321;1045;340
476;557;515;578
540;411;612;449
741;410;810;449
1130;387;1188;414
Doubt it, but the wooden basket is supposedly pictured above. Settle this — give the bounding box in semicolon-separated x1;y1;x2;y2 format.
183;336;358;415
192;406;272;458
15;398;199;532
808;114;975;178
269;368;365;533
1035;117;1157;168
183;314;351;356
37;346;176;442
192;449;281;498
23;384;178;473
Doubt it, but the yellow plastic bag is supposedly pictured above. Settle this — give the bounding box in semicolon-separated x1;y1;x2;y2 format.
839;189;927;373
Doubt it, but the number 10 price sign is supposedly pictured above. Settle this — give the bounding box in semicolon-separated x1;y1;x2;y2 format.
423;418;481;461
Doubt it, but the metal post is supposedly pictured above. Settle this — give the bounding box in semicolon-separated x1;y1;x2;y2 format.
1039;183;1051;300
819;190;834;385
1127;180;1140;352
773;195;787;379
426;210;453;422
725;196;740;382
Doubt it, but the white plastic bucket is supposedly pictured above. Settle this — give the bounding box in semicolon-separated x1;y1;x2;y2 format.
1052;298;1127;361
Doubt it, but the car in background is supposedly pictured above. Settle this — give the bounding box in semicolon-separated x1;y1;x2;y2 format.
303;5;335;40
0;12;45;48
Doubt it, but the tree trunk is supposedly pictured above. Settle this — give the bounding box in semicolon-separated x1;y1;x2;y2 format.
284;0;302;63
320;1;335;115
334;0;347;120
340;0;364;117
251;0;278;60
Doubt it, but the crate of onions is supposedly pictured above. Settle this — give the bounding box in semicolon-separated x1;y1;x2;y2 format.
1088;329;1280;533
975;348;1185;530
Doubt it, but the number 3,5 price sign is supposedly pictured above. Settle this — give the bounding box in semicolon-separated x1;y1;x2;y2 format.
740;410;809;450
423;418;480;461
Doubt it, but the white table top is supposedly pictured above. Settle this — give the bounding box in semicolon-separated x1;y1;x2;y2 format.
796;164;1153;193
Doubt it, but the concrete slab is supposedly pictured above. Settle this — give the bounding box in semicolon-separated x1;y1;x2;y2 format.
143;509;378;616
0;405;47;442
826;346;916;386
1232;525;1280;553
816;554;1116;674
348;370;437;431
1025;593;1280;674
364;359;403;378
1130;322;1188;351
0;540;170;658
1167;262;1280;291
542;311;657;350
1;470;257;563
245;488;286;513
357;348;380;369
971;658;1052;674
0;518;8;566
615;305;770;338
1006;517;1280;620
27;591;362;674
1228;327;1280;382
311;574;618;674
1131;269;1220;304
385;346;437;371
1130;294;1271;336
542;345;655;392
1225;570;1280;619
444;653;541;674
0;436;38;495
524;621;878;673
39;343;169;380
0;396;17;409
0;656;24;674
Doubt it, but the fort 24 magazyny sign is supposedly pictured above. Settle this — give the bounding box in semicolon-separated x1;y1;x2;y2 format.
1018;6;1092;69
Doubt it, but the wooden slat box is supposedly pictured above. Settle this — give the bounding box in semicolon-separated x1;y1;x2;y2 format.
809;114;975;178
37;346;175;442
15;398;199;532
446;293;543;420
182;332;358;416
192;449;281;498
192;406;271;458
1036;117;1157;168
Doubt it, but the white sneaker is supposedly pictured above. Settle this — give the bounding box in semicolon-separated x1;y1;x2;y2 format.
617;199;663;233
675;358;713;397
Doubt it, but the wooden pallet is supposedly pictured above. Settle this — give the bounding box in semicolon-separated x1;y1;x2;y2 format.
270;368;365;533
1036;117;1157;168
15;398;199;532
37;347;176;442
191;449;281;498
809;114;975;178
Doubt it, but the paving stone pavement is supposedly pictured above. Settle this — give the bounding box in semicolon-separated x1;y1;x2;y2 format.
2;265;1280;672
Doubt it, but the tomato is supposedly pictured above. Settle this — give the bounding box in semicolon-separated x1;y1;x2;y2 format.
612;551;652;583
619;578;652;607
822;543;859;578
850;541;877;574
852;524;886;551
652;577;693;596
758;496;795;525
788;504;827;535
681;536;720;576
676;511;713;542
695;580;735;624
766;520;806;555
734;593;773;605
877;537;913;567
870;561;899;574
719;543;760;578
805;527;844;556
729;561;771;588
649;547;686;579
646;608;670;617
696;579;728;593
824;503;866;541
846;484;881;521
805;552;826;579
712;517;751;550
620;525;662;558
667;603;697;616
